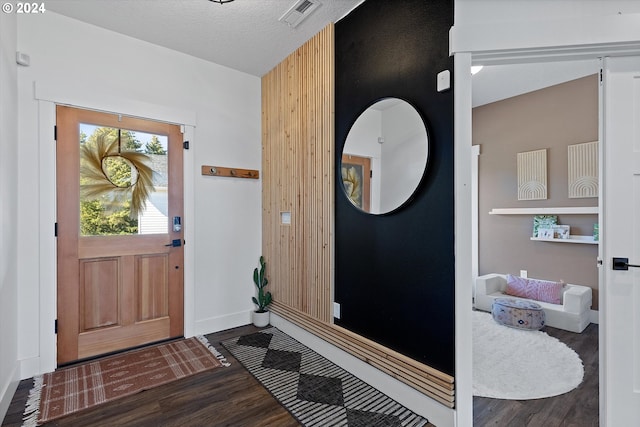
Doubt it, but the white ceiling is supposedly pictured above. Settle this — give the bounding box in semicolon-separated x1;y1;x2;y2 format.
46;0;364;78
471;60;600;107
45;0;596;106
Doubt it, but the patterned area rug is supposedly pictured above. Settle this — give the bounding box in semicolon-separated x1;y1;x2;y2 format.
222;327;428;427
22;336;229;426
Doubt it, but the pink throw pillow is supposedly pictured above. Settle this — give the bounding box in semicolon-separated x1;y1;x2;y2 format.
505;274;564;305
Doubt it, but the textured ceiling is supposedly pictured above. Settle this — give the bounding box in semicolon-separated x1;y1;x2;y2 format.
45;0;596;105
46;0;364;77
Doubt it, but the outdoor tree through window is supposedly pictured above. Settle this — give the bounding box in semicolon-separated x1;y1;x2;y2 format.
79;124;169;236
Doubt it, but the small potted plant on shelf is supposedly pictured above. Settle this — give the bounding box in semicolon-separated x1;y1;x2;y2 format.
252;256;272;327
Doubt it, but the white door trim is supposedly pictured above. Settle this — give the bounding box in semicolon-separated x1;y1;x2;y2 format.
454;51;474;427
452;18;640;427
450;14;640;66
471;144;480;282
30;84;196;376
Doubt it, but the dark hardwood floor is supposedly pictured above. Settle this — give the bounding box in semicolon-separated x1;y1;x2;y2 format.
2;322;597;427
2;325;301;427
473;323;599;427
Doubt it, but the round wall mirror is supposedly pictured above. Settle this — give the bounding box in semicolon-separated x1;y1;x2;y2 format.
341;98;429;214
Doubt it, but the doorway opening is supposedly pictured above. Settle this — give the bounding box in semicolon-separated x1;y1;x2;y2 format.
470;61;601;423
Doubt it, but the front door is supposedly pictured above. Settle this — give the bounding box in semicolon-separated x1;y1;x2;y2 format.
601;56;640;425
56;106;184;365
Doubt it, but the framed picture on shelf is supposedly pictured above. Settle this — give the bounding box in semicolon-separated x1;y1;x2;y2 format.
537;228;555;239
553;225;570;239
533;215;558;237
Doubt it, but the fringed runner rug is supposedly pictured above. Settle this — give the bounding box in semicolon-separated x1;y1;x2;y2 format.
222;327;429;427
22;336;229;426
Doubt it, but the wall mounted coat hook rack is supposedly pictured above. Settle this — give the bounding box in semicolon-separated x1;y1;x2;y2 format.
201;165;259;179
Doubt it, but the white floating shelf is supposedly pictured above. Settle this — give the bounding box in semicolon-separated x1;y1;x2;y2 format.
530;235;598;245
489;207;598;215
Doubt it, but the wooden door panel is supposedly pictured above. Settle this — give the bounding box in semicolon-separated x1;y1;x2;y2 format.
136;254;169;321
80;258;120;331
79;235;169;258
77;318;171;360
57;105;183;365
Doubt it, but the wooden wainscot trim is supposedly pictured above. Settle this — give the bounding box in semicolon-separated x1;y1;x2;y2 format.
271;302;456;408
201;165;259;179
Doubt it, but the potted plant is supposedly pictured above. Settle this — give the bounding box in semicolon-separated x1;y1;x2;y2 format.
251;256;272;327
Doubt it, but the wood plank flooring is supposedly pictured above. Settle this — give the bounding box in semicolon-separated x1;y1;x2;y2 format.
2;325;300;427
2;322;597;427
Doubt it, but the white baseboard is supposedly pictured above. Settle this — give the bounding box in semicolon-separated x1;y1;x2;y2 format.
192;310;250;337
589;309;599;325
0;363;20;423
269;313;455;427
19;356;42;380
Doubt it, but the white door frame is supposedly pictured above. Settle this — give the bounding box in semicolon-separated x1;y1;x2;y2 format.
451;15;640;427
32;82;197;375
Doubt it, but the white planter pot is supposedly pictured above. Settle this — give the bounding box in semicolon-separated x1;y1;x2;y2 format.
252;310;270;327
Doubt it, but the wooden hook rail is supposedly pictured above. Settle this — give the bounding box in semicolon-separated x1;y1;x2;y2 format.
201;165;259;179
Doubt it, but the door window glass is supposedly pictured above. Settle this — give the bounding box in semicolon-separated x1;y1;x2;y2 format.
79;124;168;236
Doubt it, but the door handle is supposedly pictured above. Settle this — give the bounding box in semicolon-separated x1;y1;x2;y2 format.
165;239;182;247
612;257;640;270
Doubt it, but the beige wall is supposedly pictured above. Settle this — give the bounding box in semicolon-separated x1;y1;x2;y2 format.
474;75;599;309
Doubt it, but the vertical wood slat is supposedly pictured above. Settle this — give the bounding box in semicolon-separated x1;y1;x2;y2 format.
261;24;455;406
262;24;334;323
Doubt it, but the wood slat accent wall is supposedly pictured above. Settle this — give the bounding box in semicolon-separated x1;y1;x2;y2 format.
262;24;335;323
261;23;455;408
271;301;455;407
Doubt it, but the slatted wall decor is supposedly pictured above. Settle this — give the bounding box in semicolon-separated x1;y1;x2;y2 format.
517;149;548;200
568;141;598;198
262;24;334;323
261;23;455;408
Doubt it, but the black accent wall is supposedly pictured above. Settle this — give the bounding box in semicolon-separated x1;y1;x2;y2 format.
335;0;455;375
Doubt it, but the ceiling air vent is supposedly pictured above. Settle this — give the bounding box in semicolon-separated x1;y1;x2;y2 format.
279;0;321;28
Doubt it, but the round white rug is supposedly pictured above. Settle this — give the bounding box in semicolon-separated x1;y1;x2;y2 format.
473;310;584;400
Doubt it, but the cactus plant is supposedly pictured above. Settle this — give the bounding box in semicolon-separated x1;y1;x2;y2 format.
252;256;272;313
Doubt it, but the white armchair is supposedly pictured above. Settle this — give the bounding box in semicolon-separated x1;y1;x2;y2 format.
474;273;592;333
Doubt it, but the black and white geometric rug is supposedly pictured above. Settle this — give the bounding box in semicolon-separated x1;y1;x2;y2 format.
221;327;429;427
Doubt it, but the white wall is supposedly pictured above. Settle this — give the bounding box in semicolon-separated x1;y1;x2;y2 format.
15;11;261;378
456;0;640;25
0;9;20;422
453;1;640;61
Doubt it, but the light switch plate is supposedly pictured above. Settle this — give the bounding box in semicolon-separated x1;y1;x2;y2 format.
281;212;291;224
437;70;450;92
333;302;341;319
16;51;30;66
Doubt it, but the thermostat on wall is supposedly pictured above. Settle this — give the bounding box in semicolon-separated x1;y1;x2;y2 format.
16;51;30;66
437;70;450;92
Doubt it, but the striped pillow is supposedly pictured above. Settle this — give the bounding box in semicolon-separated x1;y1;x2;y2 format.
505;274;564;305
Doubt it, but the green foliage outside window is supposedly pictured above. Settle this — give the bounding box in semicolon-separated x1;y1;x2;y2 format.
80;127;146;236
144;135;166;154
